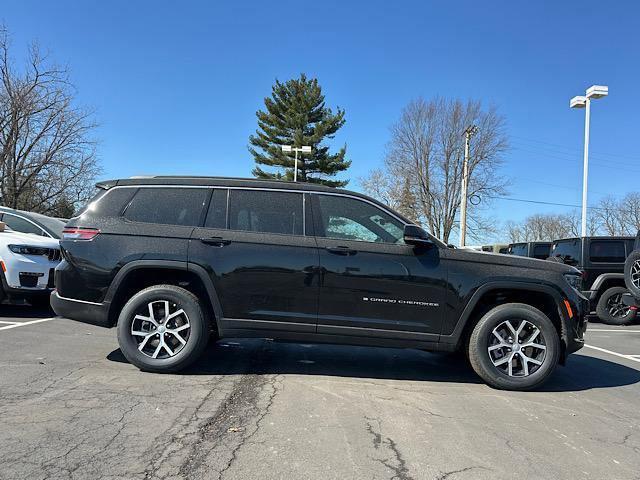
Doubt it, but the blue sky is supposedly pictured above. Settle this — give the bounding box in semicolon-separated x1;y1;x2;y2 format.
2;0;638;241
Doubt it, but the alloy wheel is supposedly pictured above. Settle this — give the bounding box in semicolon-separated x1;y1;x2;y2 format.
631;260;640;290
131;300;191;359
607;293;631;318
487;319;547;377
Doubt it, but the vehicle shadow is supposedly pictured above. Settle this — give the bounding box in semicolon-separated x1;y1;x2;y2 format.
107;339;640;392
0;304;53;319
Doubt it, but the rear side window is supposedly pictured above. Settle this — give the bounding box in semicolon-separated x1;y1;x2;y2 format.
510;244;527;256
589;240;626;263
124;188;207;226
533;244;551;259
228;190;303;235
552;239;581;265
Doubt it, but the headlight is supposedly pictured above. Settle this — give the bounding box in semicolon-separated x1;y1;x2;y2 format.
564;273;583;290
8;244;49;256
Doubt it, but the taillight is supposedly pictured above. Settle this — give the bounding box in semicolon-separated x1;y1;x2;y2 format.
62;227;100;241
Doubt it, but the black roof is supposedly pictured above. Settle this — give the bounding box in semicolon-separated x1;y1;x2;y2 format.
96;176;411;223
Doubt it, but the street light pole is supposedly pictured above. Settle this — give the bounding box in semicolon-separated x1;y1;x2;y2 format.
581;97;591;238
459;125;478;248
281;145;312;182
570;85;608;237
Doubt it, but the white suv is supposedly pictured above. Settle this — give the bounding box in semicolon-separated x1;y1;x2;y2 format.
0;223;62;307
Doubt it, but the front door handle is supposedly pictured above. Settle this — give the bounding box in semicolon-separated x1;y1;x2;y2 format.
326;246;357;256
200;236;231;247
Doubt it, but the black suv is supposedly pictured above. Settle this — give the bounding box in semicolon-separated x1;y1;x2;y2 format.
550;236;636;325
52;177;587;390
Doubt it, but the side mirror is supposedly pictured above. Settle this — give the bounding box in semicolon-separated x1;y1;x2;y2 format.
403;225;434;247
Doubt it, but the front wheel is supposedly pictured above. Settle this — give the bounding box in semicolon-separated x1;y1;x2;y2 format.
468;303;560;390
596;286;637;325
117;285;211;373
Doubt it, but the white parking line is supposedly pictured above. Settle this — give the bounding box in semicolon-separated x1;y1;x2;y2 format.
588;329;640;333
0;318;56;331
584;344;640;364
0;321;19;325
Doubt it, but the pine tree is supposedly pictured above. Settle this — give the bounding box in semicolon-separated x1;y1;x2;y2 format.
249;74;350;187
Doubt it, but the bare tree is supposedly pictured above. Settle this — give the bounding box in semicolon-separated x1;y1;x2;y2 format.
0;27;100;216
361;97;508;243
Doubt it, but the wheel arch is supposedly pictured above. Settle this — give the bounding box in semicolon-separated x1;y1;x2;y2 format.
104;260;224;333
444;282;570;361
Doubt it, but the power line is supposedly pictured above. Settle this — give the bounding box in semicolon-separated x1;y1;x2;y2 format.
511;135;640;163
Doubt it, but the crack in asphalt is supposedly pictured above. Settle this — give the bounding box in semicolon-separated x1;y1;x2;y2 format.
435;466;487;480
364;416;413;480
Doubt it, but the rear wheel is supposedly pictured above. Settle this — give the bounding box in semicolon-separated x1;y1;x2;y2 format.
596;286;637;325
468;303;560;390
117;285;211;373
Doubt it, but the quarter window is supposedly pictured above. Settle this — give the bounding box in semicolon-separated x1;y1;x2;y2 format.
315;194;405;244
589;240;626;263
124;188;207;226
1;213;45;236
228;190;303;235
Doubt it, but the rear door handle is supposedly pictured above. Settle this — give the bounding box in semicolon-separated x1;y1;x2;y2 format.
326;246;357;256
200;236;231;247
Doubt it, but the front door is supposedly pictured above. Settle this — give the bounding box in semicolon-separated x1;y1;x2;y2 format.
189;188;319;334
311;193;446;342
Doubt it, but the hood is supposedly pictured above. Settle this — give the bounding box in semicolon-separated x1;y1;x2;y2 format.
450;248;579;274
0;230;60;248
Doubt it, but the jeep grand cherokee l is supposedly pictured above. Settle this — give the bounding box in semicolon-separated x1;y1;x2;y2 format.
51;177;588;390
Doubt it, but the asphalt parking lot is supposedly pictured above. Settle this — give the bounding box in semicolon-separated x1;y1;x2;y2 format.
1;308;640;480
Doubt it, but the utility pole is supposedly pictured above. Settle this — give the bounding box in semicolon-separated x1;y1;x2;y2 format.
459;125;478;248
281;145;312;182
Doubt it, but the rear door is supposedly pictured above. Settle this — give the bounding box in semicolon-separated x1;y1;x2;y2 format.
189;188;319;334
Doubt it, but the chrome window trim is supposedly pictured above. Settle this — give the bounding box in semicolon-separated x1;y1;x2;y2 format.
89;185;409;226
1;211;52;238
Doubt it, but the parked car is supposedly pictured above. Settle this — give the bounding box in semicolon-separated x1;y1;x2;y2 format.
52;176;588;391
0;221;62;307
549;236;636;325
507;242;552;260
482;244;509;254
0;207;67;239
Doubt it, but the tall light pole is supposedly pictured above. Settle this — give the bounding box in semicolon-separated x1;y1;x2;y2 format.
570;85;608;237
459;125;478;247
281;145;312;182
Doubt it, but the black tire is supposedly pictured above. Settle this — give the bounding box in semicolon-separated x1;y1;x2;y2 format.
467;303;560;391
596;286;637;325
624;250;640;298
117;284;211;373
28;294;52;311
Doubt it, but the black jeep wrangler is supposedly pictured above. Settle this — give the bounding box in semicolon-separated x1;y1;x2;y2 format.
51;177;588;390
549;236;636;325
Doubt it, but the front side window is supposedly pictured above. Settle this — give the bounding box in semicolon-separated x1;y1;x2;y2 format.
589;240;625;263
510;244;528;256
315;194;404;244
124;188;207;226
228;190;303;235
